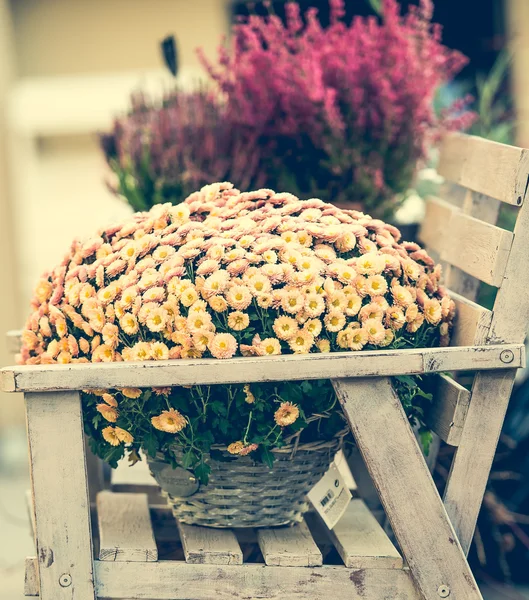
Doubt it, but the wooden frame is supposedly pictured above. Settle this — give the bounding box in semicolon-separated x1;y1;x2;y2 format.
3;133;529;599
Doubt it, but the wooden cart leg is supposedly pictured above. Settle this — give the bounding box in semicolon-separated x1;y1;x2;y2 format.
26;391;96;599
333;377;483;600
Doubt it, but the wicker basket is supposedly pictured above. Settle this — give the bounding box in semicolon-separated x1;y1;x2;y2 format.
147;434;345;528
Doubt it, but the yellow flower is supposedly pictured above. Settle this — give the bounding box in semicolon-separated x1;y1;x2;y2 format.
366;275;388;296
288;330;315;354
180;287;199;307
120;388;142;399
423;299;442;325
385;307;406;330
102;426;121;446
35;279;53;304
363;318;386;344
324;311;346;332
349;327;369;351
227;441;245;455
407;313;425;333
145;306;169;333
403;259;421;281
98;284;118;305
208;333;238;359
151;342;170;360
316;338;331;353
151;409;187;433
281;289;305;314
193;329;215;352
356;253;385;275
243;384;255;404
226;285;252;310
97;403;119;423
114;427;134;444
327;291;348;311
130;341;152;361
359;303;385;322
304;319;322;337
102;393;118;407
187;311;213;333
228;311;250;331
392;285;413;308
273;315;299;340
92;344;115;362
256;294;273;309
208;295;228;312
257;337;282;356
274;402;300;427
120;313;139;335
248;274;271;296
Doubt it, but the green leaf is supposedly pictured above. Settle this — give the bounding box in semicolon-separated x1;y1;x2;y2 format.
181;450;195;469
259;446;275;469
195;462;211;485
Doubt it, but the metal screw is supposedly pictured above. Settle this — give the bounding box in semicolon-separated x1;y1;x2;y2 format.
500;349;514;364
59;574;72;588
437;585;450;598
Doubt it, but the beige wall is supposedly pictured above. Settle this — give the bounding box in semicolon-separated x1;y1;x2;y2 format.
10;0;230;77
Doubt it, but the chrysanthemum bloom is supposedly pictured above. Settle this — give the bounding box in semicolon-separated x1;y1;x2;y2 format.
97;403;119;422
349;327;369;351
226;285;252;310
151;409;187;433
363;318;386;345
208;333;238;359
324;311;346;333
151;342;170;360
227;311;250;331
257;337;282;356
102;393;118;407
102;426;121;446
273;316;299;340
227;441;245;455
288;330;315;354
239;443;259;456
243;384;255;404
114;427;134;444
423;299;442;325
274;402;300;427
121;388;142;399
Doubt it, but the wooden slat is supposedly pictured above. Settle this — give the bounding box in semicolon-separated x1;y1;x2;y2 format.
450;292;493;346
177;522;243;565
97;491;158;562
1;344;523;393
93;560;421;600
425;374;471;446
24;557;39;597
325;499;402;569
438;132;529;205
257;520;322;567
26;489;36;549
333;377;482;600
26;391;96;599
441;212;513;287
418;196;454;255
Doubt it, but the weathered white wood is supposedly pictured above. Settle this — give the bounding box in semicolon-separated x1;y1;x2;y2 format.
177;521;243;565
85;437;106;503
441;212;513;287
450;292;493;346
257;520;322;567
26;391;95;599
93;560;420;600
25;556;39;597
6;328;22;354
419;196;454;255
332;377;483;600
444;370;516;555
438;132;529;205
97;491;158;562
426;374;471;446
26;488;36;548
1;344;523;393
325;498;402;569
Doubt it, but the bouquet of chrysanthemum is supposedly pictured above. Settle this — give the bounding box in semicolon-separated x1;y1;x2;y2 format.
20;183;454;484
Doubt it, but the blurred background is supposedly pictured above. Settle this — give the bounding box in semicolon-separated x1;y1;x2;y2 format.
1;1;529;598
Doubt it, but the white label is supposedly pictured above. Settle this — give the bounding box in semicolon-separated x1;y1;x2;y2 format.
307;463;352;530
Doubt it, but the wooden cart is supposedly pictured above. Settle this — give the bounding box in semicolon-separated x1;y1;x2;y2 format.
2;133;529;599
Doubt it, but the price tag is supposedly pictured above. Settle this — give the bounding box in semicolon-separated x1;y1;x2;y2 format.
307;463;352;530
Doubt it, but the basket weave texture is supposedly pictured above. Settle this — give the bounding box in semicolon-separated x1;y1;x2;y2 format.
148;435;344;528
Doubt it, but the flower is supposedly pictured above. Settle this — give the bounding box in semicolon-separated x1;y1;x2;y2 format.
363;319;386;345
120;313;139;335
324;311;346;333
349;327;369;351
227;441;245;455
281;289;305;314
97;403;119;422
274;402;300;427
102;393;118;407
423;299;442;325
366;275;388;297
208;333;238;359
102;426;121;446
145;307;169;332
227;311;250;331
121;388;142;399
151;409;187;433
257;337;282;356
243;384;255;404
114;427;134;444
273;316;298;340
151;342;170;360
305;294;326;318
226;285;252;310
288;330;314;354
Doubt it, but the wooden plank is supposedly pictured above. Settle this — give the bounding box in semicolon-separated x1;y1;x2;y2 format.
25;391;95;599
444;370;516;555
325;498;402;569
441;212;513;287
438;132;529;205
177;521;243;565
332;377;483;600
450;292;493;346
25;556;39;597
97;491;158;562
425;374;471;446
257;520;322;567
26;488;36;549
94;560;421;600
418;196;454;255
1;344;524;393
